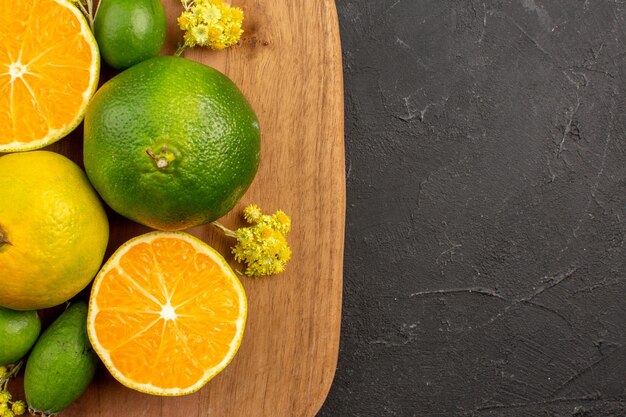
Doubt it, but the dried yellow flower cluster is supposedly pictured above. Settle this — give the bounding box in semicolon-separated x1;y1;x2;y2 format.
0;367;25;417
231;204;292;277
178;0;244;51
214;205;292;277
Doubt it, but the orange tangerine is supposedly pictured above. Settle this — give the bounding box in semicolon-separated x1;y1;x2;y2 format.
87;232;247;396
0;0;99;152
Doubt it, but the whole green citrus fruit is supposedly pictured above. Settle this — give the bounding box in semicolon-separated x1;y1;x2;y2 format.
0;307;41;365
0;151;109;310
83;56;260;231
94;0;166;69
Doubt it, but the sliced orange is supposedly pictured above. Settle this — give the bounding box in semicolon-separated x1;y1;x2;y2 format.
87;232;247;396
0;0;99;152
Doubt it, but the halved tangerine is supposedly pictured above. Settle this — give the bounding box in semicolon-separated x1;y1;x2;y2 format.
87;232;247;396
0;0;99;152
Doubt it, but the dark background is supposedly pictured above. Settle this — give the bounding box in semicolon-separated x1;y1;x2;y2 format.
318;0;625;416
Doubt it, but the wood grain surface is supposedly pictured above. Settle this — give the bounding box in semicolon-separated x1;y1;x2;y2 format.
17;1;345;416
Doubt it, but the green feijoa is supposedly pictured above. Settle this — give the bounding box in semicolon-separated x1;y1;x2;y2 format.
94;0;167;69
0;307;41;366
24;302;98;415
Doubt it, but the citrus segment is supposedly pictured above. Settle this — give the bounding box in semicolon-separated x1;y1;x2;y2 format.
88;232;247;396
0;0;99;152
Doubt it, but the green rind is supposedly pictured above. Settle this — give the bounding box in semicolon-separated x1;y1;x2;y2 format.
94;0;167;70
24;302;99;414
0;307;41;366
84;56;261;231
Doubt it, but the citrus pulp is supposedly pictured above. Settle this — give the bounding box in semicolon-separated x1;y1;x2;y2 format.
0;0;99;152
87;231;247;395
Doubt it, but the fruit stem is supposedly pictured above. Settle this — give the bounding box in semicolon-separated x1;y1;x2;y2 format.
0;225;11;247
212;221;237;238
146;145;176;169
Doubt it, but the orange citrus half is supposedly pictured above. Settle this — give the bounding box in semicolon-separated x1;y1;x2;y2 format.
0;0;99;152
87;232;247;396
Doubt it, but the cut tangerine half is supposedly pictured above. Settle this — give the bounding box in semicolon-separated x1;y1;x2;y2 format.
87;232;247;396
0;0;99;152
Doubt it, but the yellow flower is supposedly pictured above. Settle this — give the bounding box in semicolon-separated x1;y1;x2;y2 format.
198;3;221;25
226;24;243;41
10;402;25;416
274;210;291;233
0;366;6;380
183;30;197;47
177;0;244;54
0;391;10;404
243;204;263;223
221;6;244;23
211;41;227;51
191;24;210;44
207;25;224;42
177;11;195;31
229;205;292;277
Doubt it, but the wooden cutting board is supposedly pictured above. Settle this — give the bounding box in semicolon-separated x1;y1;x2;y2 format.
22;1;345;416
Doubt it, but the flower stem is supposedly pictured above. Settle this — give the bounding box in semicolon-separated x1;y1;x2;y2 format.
181;0;194;11
87;0;94;28
0;361;22;391
212;221;237;238
174;44;188;57
76;1;94;28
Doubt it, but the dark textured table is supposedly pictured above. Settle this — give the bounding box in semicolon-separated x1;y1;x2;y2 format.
318;1;626;416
